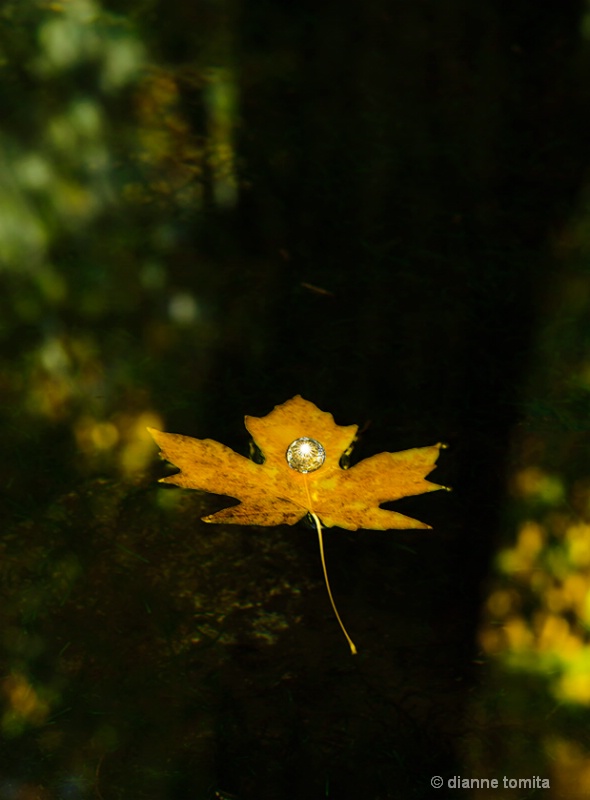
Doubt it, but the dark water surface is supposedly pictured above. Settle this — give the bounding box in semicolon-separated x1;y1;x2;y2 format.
2;1;590;798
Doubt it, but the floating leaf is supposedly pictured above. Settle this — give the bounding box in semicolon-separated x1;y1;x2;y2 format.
148;396;448;653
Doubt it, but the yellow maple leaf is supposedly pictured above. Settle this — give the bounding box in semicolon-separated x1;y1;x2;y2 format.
148;395;446;530
148;395;448;653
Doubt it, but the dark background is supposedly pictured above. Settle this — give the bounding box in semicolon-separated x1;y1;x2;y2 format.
1;1;590;798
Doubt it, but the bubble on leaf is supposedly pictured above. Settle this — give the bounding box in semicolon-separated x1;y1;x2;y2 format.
286;437;326;473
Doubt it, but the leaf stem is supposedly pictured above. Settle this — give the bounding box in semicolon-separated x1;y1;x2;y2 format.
308;508;357;656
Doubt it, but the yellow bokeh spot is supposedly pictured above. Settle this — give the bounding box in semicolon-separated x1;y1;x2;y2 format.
479;626;506;655
546;585;566;613
496;548;524;575
518;520;544;557
74;415;118;454
535;612;582;656
486;589;518;618
564;573;589;614
503;616;533;651
2;673;53;736
91;421;119;450
557;672;590;704
546;736;590;798
73;409;163;474
116;410;163;475
496;521;545;577
566;523;590;567
512;467;564;504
